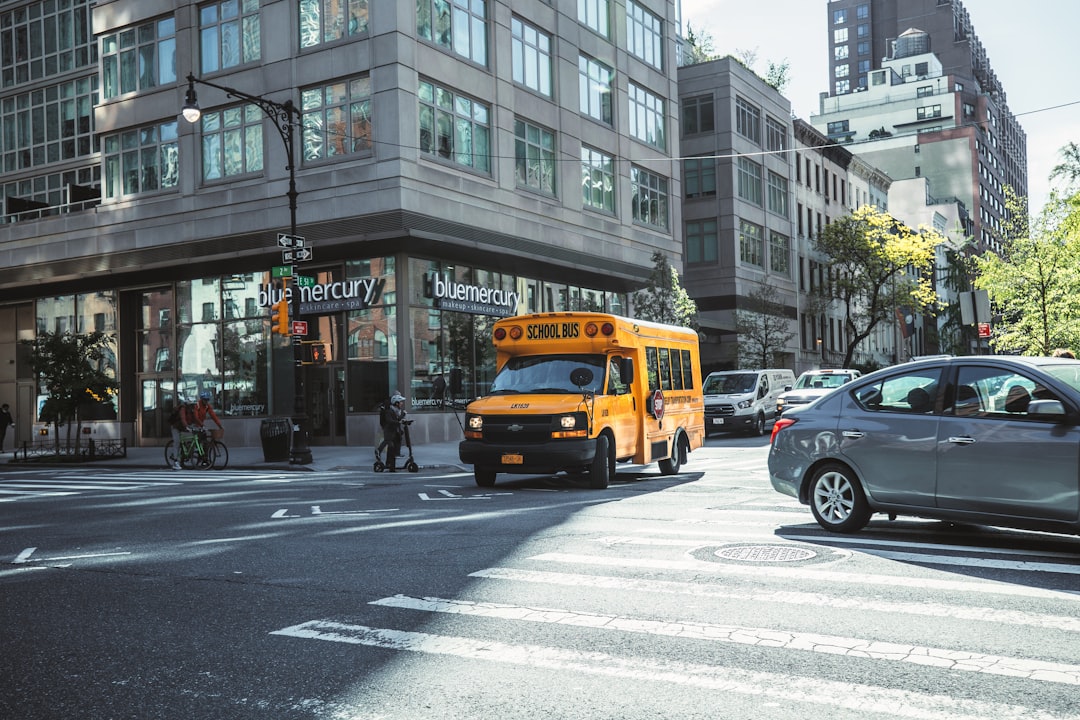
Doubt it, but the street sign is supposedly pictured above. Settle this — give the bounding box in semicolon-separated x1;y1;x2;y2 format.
296;275;315;287
293;247;313;262
272;265;292;278
277;233;306;248
282;249;295;263
977;322;992;338
292;320;308;336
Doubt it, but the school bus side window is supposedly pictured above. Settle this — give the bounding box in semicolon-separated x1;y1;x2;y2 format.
658;348;673;390
681;349;694;389
646;346;659;391
670;348;684;390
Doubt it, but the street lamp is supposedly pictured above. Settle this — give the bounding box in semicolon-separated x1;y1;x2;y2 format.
182;73;313;464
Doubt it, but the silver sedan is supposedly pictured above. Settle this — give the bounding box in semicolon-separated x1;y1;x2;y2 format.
768;355;1080;535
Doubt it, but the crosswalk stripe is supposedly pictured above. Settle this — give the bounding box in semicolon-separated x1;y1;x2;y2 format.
468;567;1080;634
530;552;1080;602
271;620;1080;720
369;594;1080;685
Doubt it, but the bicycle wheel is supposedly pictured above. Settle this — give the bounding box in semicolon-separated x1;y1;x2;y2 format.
211;441;229;469
164;441;177;467
197;440;216;470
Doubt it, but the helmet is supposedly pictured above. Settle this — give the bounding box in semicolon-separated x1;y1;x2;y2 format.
391;393;405;404
199;390;212;401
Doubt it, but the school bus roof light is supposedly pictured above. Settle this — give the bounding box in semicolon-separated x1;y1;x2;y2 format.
584;322;598;337
494;327;506;341
601;322;615;336
508;325;523;340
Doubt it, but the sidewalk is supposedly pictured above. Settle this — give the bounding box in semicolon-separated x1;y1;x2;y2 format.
1;439;469;473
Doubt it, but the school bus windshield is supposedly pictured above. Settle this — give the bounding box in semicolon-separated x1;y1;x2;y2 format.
489;353;607;394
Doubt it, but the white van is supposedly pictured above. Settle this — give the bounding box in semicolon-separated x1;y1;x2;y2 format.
702;368;796;436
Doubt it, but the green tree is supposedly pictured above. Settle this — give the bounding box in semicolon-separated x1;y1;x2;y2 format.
814;205;948;368
974;189;1080;355
23;331;118;454
632;251;699;330
682;22;715;65
765;59;791;94
734;282;795;369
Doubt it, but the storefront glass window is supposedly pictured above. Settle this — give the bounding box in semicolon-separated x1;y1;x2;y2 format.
175;277;221;402
345;256;396;412
35;295;75;334
221;273;266;416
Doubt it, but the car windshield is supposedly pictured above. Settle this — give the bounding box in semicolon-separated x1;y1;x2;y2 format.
489;353;607;394
794;373;852;390
703;373;757;394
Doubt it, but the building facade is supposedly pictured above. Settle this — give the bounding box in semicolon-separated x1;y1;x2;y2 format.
821;0;1027;257
0;0;685;450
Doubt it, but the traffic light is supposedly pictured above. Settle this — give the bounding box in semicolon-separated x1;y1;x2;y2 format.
307;343;327;364
270;296;290;335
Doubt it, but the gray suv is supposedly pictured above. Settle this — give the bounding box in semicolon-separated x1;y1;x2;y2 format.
775;368;861;415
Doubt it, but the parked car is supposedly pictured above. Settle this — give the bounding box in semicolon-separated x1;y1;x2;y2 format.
768;355;1080;536
775;368;862;415
702;368;795;436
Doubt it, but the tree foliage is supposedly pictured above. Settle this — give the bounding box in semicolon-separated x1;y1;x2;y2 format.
632;251;699;330
734;282;795;369
682;22;715;65
813;205;948;368
974;186;1080;355
22;331;118;452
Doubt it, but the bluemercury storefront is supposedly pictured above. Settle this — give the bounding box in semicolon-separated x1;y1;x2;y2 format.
17;253;624;448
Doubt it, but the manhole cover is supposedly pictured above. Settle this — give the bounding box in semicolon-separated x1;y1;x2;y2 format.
714;544;817;563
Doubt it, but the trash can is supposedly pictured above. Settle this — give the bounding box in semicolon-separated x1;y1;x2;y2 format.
260;418;292;462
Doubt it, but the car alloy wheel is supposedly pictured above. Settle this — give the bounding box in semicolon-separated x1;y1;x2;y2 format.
809;462;871;533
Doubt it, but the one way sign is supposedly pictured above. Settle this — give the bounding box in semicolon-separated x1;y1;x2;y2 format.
282;247;313;263
277;233;306;248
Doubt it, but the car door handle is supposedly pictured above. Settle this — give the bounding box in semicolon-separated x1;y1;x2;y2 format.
947;436;976;444
841;430;864;439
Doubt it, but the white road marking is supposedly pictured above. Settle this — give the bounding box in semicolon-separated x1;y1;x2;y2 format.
271;620;1080;720
369;594;1080;685
469;567;1080;634
530;553;1080;602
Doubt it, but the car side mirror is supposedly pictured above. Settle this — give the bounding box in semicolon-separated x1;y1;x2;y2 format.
784;384;792;392
1027;399;1066;417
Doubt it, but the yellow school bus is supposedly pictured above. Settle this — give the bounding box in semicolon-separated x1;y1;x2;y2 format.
458;312;705;488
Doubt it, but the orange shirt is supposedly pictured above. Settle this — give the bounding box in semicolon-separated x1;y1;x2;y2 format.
193;400;222;428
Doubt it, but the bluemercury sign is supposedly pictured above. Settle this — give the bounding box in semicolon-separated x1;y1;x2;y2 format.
259;277;384;314
424;273;519;317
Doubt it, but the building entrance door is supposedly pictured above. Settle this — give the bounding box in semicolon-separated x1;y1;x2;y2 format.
304;364;345;444
138;376;177;444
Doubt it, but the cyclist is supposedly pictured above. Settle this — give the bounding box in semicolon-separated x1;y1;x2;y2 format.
193;390;224;436
168;400;197;470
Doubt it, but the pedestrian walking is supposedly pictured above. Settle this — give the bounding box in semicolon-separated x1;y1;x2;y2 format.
0;403;14;452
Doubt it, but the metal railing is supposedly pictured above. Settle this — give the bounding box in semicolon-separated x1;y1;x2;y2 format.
12;438;127;462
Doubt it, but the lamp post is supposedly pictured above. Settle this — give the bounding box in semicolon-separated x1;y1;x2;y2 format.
182;73;313;464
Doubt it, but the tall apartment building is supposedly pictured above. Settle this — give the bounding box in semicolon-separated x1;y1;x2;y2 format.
0;0;684;450
678;57;796;372
819;0;1026;257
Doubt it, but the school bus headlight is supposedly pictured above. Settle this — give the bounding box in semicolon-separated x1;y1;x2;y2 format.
551;412;588;438
559;415;577;429
467;415;483;431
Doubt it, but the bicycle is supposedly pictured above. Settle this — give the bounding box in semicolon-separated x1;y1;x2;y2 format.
164;428;228;470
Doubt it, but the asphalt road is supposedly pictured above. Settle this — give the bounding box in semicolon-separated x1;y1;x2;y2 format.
2;435;1079;720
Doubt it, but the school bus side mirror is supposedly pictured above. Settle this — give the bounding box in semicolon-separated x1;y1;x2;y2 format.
620;357;634;386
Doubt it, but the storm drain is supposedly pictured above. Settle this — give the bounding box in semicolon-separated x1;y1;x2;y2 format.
714;545;817;563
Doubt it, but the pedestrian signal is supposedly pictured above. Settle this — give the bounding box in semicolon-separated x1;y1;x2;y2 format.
270;297;290;335
305;342;327;364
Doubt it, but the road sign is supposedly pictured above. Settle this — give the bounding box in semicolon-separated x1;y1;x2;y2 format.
272;265;293;278
277;233;306;248
293;247;313;262
977;322;992;338
291;320;308;336
296;275;315;287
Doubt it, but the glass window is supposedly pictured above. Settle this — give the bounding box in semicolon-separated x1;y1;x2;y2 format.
857;3;869;19
201;0;261;73
626;0;661;69
417;0;487;65
735;96;760;144
581;145;615;213
101;17;175;99
833;28;848;44
301;76;371;161
683;157;716;199
853;369;942;414
578;55;613;125
300;0;368;48
834;45;848;60
102;120;179;199
514;119;556;195
833;8;847;24
739;220;763;267
769;232;790;275
511;17;551;97
628;82;665;149
346;256;397;412
0;77;98;176
767;171;788;217
2;0;96;88
418;80;491;173
200;104;263;180
681;94;714;136
736;156;762;207
765;116;786;151
578;0;610;38
686;219;717;264
630;165;668;230
858;41;869;56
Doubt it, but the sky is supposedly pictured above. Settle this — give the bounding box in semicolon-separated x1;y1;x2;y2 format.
679;0;1079;215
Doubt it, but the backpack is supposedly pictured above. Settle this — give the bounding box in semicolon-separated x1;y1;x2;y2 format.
168;403;190;427
379;401;393;428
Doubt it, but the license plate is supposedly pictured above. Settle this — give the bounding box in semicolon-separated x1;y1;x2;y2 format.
711;418;725;425
501;453;523;465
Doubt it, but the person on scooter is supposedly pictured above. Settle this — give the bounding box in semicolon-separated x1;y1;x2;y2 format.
379;392;407;471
